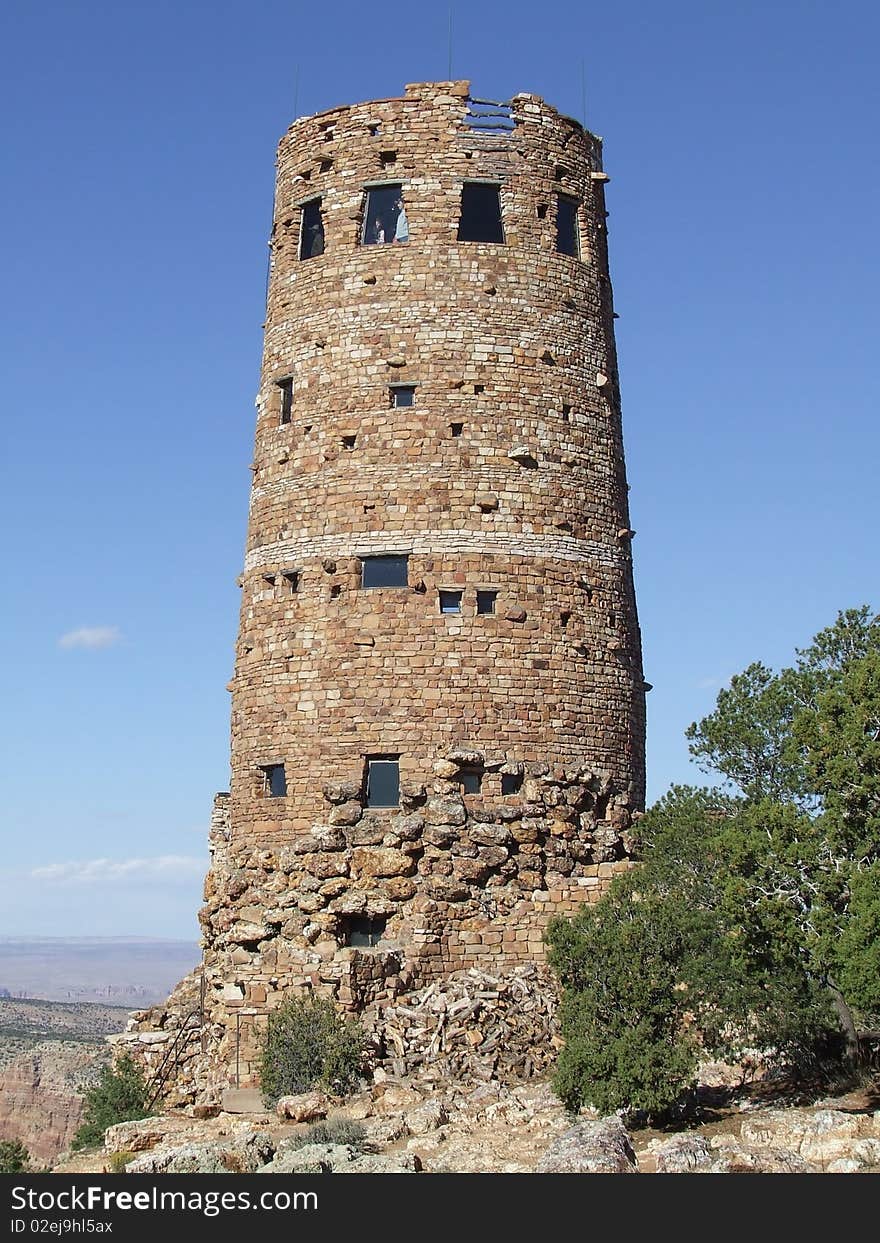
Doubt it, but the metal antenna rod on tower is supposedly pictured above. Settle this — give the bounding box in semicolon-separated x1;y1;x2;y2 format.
448;6;453;80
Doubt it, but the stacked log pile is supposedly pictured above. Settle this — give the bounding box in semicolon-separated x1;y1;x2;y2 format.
365;963;560;1084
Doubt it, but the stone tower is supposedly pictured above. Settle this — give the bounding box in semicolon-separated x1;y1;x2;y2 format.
187;81;645;1091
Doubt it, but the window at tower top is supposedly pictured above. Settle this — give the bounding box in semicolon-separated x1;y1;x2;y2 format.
556;194;580;258
299;198;324;260
457;182;504;244
361;184;408;245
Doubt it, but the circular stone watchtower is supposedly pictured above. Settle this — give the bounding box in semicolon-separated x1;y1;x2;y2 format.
196;81;646;1083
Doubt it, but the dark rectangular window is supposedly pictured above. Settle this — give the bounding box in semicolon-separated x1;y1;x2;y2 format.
361;554;409;588
366;756;400;807
457;183;504;243
299;199;324;260
282;571;299;593
344;915;387;947
556;195;580;257
262;764;287;798
439;590;463;614
457;767;483;794
476;590;497;615
362;184;408;244
501;772;523;796
277;378;293;424
450;423;464;437
391;385;415;407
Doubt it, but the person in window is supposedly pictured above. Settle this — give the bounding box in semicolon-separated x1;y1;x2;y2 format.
393;197;409;243
307;218;324;257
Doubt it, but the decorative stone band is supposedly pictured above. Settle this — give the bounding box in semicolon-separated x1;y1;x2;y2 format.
250;457;614;505
243;530;626;573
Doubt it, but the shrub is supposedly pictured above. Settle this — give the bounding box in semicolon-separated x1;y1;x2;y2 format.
72;1053;150;1151
259;994;365;1106
288;1118;367;1150
108;1149;137;1173
0;1139;30;1173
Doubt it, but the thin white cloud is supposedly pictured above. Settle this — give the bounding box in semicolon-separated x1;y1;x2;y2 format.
58;626;122;651
696;673;734;691
31;856;205;886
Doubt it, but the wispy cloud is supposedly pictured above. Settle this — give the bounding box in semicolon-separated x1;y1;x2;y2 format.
696;673;734;691
58;626;122;651
31;856;205;886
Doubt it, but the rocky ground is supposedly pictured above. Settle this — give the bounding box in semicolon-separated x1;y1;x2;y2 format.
52;1074;880;1176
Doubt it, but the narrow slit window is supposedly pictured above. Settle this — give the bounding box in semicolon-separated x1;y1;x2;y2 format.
366;756;400;808
476;590;497;615
556;195;580;258
262;764;287;798
457;183;504;243
361;554;409;588
344;915;386;947
361;183;408;245
299;198;324;260
439;590;463;614
458;767;483;794
390;385;415;408
277;378;293;424
501;772;523;796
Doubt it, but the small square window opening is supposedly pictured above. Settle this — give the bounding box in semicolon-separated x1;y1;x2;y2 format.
366;756;400;808
299;199;324;260
262;764;287;798
450;422;464;437
476;590;497;615
457;183;504;243
501;772;523;796
556;195;580;258
361;554;408;588
439;590;463;614
282;571;299;593
391;385;416;408
458;767;483;794
342;435;357;450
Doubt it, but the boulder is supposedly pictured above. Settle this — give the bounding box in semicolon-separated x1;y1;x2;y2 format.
126;1132;276;1175
275;1091;329;1123
536;1117;638;1174
651;1133;712;1173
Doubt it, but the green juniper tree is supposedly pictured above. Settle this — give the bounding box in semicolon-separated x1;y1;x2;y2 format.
548;608;880;1120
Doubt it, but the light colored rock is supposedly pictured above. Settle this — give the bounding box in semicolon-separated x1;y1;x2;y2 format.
651;1134;713;1173
275;1091;329;1123
126;1131;276;1174
103;1117;167;1154
536;1117;638;1174
405;1098;448;1135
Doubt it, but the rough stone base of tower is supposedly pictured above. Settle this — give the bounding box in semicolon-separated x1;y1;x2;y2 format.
122;753;635;1104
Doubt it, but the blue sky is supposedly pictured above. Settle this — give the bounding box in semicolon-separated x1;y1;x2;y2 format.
1;1;877;938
